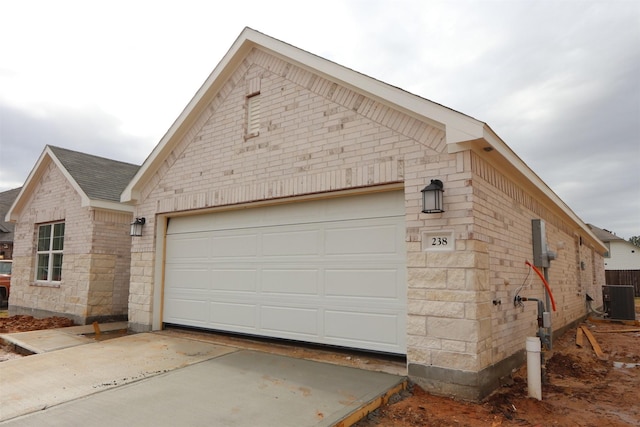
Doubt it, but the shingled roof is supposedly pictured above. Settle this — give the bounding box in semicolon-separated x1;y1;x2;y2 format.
48;146;139;202
5;146;140;222
588;224;625;243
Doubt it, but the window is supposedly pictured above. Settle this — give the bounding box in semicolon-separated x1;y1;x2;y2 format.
246;93;261;137
36;222;65;282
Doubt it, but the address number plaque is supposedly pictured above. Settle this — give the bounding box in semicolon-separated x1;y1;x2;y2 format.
422;230;455;252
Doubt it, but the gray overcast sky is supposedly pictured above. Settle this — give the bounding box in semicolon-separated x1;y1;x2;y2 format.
1;0;638;239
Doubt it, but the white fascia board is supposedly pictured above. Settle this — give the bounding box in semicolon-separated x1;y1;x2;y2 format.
6;147;88;220
250;29;485;143
6;148;52;221
45;147;92;208
121;30;257;204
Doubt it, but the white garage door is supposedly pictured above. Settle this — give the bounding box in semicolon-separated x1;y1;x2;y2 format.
164;191;407;354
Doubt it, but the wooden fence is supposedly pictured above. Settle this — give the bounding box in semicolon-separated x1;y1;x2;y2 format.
605;270;640;297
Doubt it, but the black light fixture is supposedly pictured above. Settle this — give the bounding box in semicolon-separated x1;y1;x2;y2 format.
421;179;444;213
130;217;146;237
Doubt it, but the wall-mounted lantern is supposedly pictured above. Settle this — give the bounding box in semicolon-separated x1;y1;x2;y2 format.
130;217;146;237
421;179;444;213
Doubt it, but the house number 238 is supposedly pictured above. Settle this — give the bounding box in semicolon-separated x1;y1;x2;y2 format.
431;237;448;246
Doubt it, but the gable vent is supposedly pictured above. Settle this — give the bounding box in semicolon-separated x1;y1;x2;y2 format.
247;94;261;136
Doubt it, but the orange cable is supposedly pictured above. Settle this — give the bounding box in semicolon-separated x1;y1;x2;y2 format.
525;260;557;312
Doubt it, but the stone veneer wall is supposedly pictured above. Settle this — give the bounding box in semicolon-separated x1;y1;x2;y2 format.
86;210;132;320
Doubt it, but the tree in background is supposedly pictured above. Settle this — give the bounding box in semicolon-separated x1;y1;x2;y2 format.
629;236;640;247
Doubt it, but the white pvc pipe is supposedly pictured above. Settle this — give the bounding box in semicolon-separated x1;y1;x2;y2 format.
526;337;542;400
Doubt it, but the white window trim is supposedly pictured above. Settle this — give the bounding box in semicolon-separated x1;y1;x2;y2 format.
35;222;65;285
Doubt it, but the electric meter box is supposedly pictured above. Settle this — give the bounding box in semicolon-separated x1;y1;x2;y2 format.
532;219;550;268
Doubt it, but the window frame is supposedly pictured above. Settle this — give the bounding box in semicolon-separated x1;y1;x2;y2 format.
35;221;65;284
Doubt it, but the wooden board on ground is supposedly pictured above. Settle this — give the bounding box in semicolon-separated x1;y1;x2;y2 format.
576;327;584;347
580;326;607;360
593;328;640;334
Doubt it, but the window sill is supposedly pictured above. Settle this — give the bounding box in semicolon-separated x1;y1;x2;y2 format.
31;282;61;288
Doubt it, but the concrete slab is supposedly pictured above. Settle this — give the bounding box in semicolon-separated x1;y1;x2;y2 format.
1;349;405;427
0;333;236;422
0;321;129;353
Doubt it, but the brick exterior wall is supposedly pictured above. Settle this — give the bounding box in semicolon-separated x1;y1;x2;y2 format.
9;161;132;324
470;153;605;366
128;47;604;399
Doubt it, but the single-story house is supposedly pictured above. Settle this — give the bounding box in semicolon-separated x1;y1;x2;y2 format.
6;145;139;324
119;28;606;399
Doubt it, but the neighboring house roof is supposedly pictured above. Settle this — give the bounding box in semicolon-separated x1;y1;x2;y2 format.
0;187;21;242
588;224;626;243
120;27;603;251
5;146;140;221
48;146;139;203
589;224;640;270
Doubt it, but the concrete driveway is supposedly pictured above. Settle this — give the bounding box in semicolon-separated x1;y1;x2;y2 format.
0;330;405;426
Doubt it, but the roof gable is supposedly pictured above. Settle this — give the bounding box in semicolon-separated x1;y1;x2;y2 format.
6;146;139;221
119;27;605;252
121;27;487;204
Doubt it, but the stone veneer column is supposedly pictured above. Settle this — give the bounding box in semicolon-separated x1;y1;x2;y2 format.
406;240;504;400
127;251;155;332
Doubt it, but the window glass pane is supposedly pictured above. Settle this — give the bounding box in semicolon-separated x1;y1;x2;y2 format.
52;254;63;281
38;225;51;251
37;254;49;280
53;223;65;251
0;262;10;274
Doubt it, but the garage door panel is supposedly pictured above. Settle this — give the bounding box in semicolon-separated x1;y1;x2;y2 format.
211;234;258;257
211;269;257;292
325;224;400;255
164;299;209;325
165;267;210;290
164;191;407;354
325;269;400;299
325;310;401;346
262;269;319;295
324;190;405;219
261;306;318;336
262;229;320;256
209;302;256;328
166;236;209;260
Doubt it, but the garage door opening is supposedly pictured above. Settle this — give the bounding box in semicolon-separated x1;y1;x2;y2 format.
163;191;407;354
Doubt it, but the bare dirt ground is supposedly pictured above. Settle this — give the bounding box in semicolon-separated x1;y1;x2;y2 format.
355;301;640;427
1;307;639;426
0;314;76;361
0;314;75;333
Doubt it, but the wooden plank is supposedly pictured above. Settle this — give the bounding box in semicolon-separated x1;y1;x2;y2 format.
334;380;407;427
593;328;640;333
588;317;640;326
576;327;584;347
580;326;607;360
